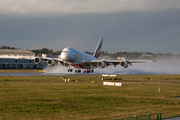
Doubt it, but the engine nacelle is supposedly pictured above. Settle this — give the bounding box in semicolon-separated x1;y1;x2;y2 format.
97;61;106;68
34;57;42;64
120;61;128;68
47;59;55;66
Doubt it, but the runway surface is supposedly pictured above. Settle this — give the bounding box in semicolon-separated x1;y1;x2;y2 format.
0;72;103;76
163;117;180;120
0;72;71;76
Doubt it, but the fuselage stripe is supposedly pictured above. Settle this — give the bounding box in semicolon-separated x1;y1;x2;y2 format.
70;64;86;69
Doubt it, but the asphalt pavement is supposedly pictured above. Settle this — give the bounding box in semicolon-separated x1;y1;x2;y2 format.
163;117;180;120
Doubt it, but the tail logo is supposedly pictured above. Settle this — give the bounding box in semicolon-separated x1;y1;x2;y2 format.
93;38;103;58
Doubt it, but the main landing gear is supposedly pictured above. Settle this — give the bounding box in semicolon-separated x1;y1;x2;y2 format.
68;68;93;73
68;69;73;72
75;70;81;73
67;69;81;73
84;70;94;73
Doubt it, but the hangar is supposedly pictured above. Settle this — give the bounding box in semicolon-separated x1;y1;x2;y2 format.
0;49;43;69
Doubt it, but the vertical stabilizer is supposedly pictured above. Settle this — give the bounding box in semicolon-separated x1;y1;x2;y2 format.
93;38;103;58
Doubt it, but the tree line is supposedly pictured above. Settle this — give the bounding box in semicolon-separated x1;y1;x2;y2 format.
0;46;15;49
1;46;178;59
31;48;62;55
31;48;180;59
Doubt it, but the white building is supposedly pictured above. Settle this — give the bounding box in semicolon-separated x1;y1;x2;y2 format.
0;49;35;59
0;49;42;69
117;57;126;60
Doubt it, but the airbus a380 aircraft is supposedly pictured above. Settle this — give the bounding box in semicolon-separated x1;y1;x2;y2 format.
34;38;156;73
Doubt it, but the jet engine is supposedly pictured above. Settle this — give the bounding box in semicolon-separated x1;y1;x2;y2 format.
120;61;128;68
47;59;55;66
97;61;106;68
34;57;42;64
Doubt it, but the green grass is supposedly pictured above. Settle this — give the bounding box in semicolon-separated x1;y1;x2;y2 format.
0;75;180;120
0;69;40;73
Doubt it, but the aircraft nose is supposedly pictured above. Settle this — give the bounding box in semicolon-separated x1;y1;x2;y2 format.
61;47;73;61
61;51;68;60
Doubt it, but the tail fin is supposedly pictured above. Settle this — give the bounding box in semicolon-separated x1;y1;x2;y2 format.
93;38;103;58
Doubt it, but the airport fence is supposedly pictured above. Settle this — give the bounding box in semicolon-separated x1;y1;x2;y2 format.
115;113;180;120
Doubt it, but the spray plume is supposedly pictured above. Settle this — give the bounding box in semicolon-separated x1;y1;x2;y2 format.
43;57;180;75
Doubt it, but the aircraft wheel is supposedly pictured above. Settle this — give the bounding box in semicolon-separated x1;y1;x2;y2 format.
84;70;91;73
75;70;81;73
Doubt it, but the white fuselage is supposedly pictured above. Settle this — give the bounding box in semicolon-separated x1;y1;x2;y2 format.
61;47;96;63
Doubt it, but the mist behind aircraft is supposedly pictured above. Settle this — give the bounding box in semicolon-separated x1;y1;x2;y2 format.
43;56;180;75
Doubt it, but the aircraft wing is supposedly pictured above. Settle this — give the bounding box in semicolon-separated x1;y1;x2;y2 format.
79;59;156;69
35;56;156;69
34;57;66;66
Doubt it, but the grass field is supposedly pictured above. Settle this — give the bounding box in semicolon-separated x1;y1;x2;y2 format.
0;69;41;73
0;75;180;120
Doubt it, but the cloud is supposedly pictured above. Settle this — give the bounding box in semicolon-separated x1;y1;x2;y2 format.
0;1;180;53
0;8;180;53
0;0;180;15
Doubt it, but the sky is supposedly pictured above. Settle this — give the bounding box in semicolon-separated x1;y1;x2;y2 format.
0;0;180;54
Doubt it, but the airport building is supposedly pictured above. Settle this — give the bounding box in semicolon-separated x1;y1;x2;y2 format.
140;53;154;59
0;49;43;69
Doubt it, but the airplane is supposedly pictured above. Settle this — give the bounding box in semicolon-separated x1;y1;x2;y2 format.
34;38;156;73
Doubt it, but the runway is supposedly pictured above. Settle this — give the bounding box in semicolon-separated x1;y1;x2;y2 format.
0;72;102;76
0;72;72;76
163;117;180;120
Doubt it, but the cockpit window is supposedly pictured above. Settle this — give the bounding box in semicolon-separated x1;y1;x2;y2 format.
63;51;68;53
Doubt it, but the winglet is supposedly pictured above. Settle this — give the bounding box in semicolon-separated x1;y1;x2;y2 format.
93;38;103;58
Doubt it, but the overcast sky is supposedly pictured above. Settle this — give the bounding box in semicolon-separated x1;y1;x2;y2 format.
0;0;180;54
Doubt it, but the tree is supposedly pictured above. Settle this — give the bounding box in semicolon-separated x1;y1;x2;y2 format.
52;50;62;55
10;47;15;49
6;46;10;49
1;46;6;49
